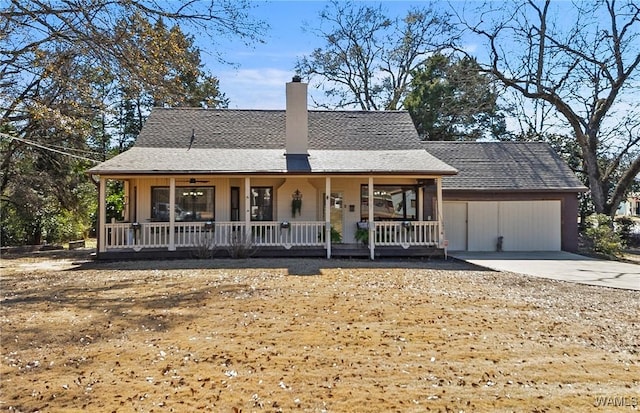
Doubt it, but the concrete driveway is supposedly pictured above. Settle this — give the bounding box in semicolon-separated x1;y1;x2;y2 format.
449;251;640;291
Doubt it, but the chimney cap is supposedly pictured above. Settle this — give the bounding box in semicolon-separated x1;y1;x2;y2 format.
292;75;302;83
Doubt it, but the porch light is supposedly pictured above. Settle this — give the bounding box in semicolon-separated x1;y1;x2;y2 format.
402;221;412;229
130;222;141;230
280;221;290;229
291;189;302;217
204;221;214;230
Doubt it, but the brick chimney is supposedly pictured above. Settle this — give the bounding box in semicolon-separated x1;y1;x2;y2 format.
285;75;308;155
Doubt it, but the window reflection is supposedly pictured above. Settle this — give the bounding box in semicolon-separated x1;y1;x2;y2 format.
361;185;417;221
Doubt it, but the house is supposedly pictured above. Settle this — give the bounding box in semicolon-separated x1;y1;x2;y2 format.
88;77;585;259
617;193;640;217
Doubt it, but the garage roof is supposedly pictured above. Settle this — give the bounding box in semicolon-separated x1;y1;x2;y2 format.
422;142;587;192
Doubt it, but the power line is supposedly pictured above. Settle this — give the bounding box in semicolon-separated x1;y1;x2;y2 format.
1;133;101;164
46;141;105;157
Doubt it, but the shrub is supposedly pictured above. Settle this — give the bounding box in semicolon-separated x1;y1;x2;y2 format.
614;216;636;245
226;231;258;258
355;228;369;245
191;233;217;259
584;214;624;257
330;226;342;243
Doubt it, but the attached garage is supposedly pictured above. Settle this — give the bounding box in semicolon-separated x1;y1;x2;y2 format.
444;200;562;251
425;142;586;252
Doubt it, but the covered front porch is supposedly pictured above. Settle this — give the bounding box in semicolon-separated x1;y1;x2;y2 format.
96;175;446;259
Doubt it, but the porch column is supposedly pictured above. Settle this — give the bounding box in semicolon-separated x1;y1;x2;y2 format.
169;177;176;251
418;181;424;221
325;176;331;259
436;176;444;248
245;177;251;239
368;176;375;260
123;180;130;221
98;176;106;253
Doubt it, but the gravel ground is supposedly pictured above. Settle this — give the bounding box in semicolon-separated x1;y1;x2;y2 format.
1;250;638;412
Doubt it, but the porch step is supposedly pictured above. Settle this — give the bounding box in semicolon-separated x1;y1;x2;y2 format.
331;243;370;258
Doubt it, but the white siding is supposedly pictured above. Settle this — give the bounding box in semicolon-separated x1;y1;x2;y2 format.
468;201;499;251
276;178;317;221
443;202;467;251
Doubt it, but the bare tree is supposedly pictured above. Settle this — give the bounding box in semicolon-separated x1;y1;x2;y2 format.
457;0;640;216
0;0;265;244
296;0;456;110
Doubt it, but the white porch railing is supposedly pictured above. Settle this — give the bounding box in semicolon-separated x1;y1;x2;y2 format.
104;220;438;251
104;221;326;250
373;221;439;248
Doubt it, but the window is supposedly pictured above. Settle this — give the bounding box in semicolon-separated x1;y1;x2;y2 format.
151;186;215;221
251;187;273;221
361;185;418;221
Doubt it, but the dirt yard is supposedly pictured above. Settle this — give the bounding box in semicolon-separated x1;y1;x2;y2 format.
1;250;638;412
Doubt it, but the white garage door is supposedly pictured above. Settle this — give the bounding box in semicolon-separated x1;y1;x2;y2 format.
499;201;561;251
443;202;467;251
468;201;499;251
444;200;561;251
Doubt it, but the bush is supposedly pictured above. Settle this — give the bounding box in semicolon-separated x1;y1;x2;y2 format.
191;233;217;259
226;231;258;258
615;216;636;245
584;214;624;257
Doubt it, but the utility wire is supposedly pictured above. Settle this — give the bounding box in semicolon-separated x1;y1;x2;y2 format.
1;133;101;164
45;141;105;157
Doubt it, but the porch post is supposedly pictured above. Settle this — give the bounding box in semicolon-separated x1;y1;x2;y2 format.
418;180;424;221
123;180;130;221
325;176;331;259
169;177;176;251
368;176;375;260
245;177;251;240
98;176;106;253
436;176;444;248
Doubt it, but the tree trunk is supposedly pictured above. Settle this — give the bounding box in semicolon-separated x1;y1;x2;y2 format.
578;129;608;215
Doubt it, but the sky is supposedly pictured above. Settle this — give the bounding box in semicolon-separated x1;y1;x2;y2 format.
197;1;427;109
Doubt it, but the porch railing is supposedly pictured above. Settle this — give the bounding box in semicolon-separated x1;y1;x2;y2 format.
103;220;439;251
373;221;439;247
104;221;326;250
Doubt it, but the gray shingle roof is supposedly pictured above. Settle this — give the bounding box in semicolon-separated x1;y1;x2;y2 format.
89;147;457;175
89;108;456;175
422;141;586;191
134;108;423;150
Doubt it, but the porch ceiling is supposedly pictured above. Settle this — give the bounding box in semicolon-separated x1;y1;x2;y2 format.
87;147;457;176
